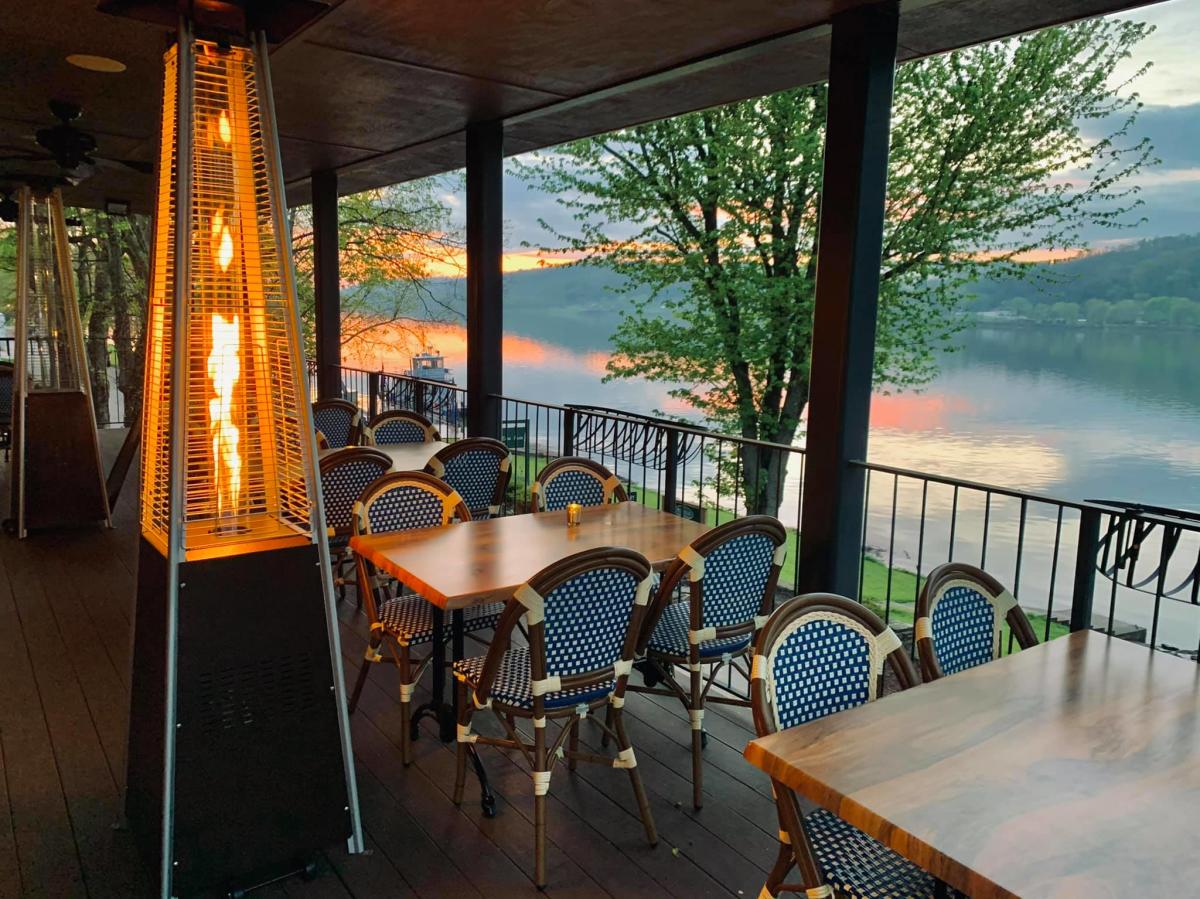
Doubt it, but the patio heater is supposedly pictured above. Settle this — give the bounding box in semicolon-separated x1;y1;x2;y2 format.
123;13;362;897
9;185;110;536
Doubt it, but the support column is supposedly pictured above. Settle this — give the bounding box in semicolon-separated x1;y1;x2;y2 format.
312;168;341;400
797;1;899;597
465;121;503;438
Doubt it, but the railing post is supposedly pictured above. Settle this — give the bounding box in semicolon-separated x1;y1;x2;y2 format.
367;371;380;421
663;428;679;515
562;407;576;457
1070;506;1101;632
413;379;426;418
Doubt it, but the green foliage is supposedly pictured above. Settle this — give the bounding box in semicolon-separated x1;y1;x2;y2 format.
516;17;1153;514
1109;298;1143;324
290;179;462;359
1084;298;1111;325
1049;301;1081;322
968;234;1200;310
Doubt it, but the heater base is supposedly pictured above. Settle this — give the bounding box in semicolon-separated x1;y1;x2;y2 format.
126;537;352;896
12;390;109;534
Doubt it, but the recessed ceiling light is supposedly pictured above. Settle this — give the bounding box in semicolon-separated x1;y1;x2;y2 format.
66;54;126;74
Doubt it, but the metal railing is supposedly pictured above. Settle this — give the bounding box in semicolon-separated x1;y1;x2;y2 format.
0;335;135;428
325;363;1200;661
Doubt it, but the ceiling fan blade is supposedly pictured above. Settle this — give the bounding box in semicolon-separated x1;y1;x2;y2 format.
94;155;153;175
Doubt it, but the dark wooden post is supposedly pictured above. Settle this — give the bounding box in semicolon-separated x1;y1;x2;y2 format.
465;121;503;438
797;1;899;597
1070;506;1101;632
312;168;341;401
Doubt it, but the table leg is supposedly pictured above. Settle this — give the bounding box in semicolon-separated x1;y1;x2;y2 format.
411;607;455;743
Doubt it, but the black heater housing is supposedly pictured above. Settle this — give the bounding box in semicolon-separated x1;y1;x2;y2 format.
126;538;353;894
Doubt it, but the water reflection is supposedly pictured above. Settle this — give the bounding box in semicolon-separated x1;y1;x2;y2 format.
349;319;1200;648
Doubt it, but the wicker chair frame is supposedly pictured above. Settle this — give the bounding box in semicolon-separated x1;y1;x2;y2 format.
424;437;512;520
319;447;391;604
531;456;627;512
312;398;364;449
627;514;787;809
750;594;927;899
365;408;440;445
347;471;473;765
452;546;658;887
915;561;1039;682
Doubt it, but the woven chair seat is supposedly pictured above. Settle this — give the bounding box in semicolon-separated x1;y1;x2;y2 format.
377;597;503;644
454;647;614;710
645;601;753;659
806;809;955;899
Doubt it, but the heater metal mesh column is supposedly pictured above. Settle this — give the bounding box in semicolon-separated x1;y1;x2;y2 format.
126;23;362;898
10;186;110;536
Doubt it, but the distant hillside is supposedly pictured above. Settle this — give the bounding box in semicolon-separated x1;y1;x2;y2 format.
374;265;677;352
967;234;1200;309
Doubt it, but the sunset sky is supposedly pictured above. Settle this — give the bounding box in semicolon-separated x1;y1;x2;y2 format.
429;0;1200;275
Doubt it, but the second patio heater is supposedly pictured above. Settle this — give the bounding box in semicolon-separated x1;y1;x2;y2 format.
124;16;362;897
10;185;110;536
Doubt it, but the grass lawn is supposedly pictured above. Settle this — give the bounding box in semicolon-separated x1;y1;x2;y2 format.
505;450;1070;645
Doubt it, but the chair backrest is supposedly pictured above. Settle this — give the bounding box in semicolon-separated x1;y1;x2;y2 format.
351;470;471;537
750;594;917;737
532;456;627;512
750;596;920;899
366;409;438;445
351;471;469;623
318;447;391;539
641;515;787;654
425;437;511;520
473;548;654;712
916;562;1038;681
313;399;363;449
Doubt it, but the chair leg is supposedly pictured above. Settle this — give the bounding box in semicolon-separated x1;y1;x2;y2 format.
453;679;471;805
533;716;548;888
348;649;372;714
568;717;579;772
399;645;414;766
762;837;794;898
600;702;612;748
612;705;657;847
690;663;704;810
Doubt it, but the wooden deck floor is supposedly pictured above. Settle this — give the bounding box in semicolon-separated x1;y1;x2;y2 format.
0;432;780;898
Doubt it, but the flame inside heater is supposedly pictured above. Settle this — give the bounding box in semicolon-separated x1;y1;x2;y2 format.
208;312;243;530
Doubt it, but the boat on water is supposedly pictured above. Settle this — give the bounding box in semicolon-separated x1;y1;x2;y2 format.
407;351;455;384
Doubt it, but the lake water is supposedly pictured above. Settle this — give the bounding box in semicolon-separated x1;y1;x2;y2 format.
350;321;1200;648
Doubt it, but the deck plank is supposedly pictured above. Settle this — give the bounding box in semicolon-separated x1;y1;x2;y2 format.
1;440;787;898
0;534;151;899
0;536;87;897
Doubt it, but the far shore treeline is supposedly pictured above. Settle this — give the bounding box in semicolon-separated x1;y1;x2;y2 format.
965;233;1200;328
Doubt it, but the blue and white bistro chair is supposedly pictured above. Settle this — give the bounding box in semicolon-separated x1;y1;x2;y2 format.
365;408;439;445
531;456;627;512
631;515;787;809
915;562;1038;682
452;547;658;888
424;437;511;520
312;398;363;449
750;594;962;899
347;471;502;765
319;447;391;604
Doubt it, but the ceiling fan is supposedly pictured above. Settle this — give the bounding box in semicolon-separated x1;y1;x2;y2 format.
0;99;152;188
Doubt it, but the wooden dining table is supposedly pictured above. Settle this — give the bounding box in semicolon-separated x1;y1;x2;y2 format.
744;630;1200;898
351;501;710;806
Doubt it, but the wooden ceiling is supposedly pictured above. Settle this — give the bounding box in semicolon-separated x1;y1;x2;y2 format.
0;0;1163;212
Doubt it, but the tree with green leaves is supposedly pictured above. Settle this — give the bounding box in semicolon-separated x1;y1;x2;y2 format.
517;17;1155;515
289;179;462;362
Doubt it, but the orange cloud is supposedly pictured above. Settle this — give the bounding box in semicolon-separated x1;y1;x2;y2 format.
422;249;586;278
870;392;974;432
